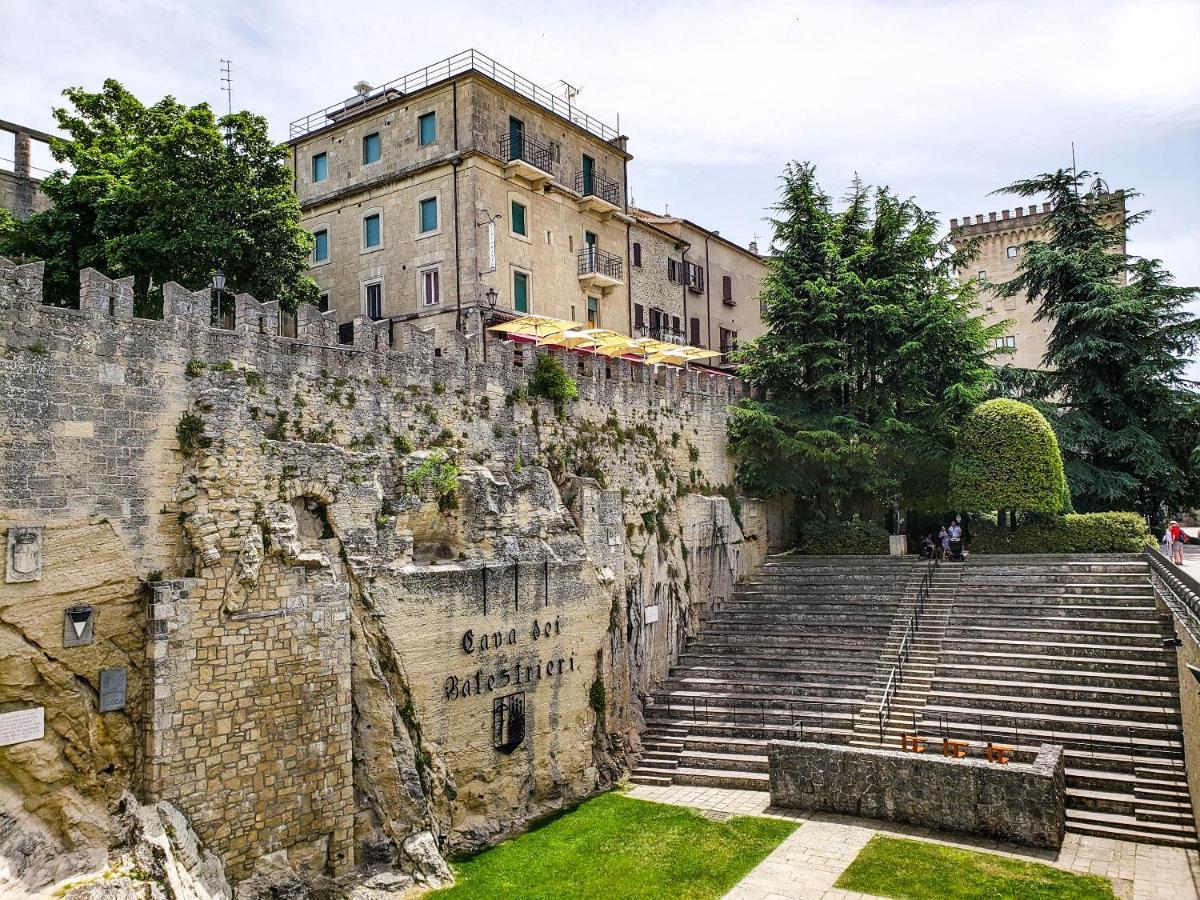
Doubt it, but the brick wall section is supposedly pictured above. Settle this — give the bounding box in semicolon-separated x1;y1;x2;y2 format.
768;740;1066;849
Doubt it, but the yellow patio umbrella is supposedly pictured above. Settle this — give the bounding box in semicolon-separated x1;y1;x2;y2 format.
487;314;581;338
538;328;601;350
644;345;723;366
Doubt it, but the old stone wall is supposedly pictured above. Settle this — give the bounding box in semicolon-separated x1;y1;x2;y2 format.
0;257;769;894
768;740;1066;849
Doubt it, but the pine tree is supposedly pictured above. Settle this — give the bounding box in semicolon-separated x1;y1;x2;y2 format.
992;170;1200;514
728;163;1002;517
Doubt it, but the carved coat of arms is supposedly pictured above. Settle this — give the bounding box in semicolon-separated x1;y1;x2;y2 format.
6;526;43;583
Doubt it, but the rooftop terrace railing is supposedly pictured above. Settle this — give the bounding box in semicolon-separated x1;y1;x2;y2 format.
290;49;620;143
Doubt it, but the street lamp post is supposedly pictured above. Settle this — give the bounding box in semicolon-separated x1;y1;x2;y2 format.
211;269;228;328
482;287;498;360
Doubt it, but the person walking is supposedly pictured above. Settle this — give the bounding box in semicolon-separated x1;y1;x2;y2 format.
938;526;950;561
948;521;964;561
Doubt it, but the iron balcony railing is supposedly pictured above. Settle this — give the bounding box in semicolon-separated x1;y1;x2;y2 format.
499;133;554;174
574;167;622;206
577;247;623;282
642;323;687;345
290;49;620;142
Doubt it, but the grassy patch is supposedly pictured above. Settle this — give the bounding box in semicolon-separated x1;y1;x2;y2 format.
431;792;795;900
835;836;1115;900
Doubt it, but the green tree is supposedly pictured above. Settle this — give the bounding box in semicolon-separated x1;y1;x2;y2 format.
950;398;1068;519
991;170;1200;515
1;79;317;314
727;162;1003;517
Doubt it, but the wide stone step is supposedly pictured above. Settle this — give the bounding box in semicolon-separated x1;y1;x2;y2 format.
1068;787;1136;816
951;601;1158;619
677;650;877;668
683;734;770;757
672;767;770;791
940;637;1166;660
931;676;1179;705
645;715;854;744
671;664;873;684
926;690;1182;725
944;624;1164;645
1065;809;1199;847
948;614;1164;634
708;612;899;626
939;648;1174;674
664;677;870;700
935;662;1177;689
701;622;894;637
653;689;863;714
628;773;673;786
688;636;890;653
677;749;768;774
918;706;1184;743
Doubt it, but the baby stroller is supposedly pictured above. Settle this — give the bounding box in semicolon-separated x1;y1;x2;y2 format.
948;538;964;562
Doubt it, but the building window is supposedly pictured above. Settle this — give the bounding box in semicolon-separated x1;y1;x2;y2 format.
363;213;381;249
311;152;328;183
1007;246;1018;258
685;261;705;293
587;296;599;328
511;199;527;237
632;242;642;267
419;197;438;234
418;112;436;146
667;259;679;283
720;327;738;356
634;303;645;329
689;317;701;346
994;336;1017;349
671;315;680;335
313;228;329;263
722;275;733;303
513;271;529;313
362;132;381;165
364;282;383;320
318;292;329;313
421;268;440;306
977;271;987;283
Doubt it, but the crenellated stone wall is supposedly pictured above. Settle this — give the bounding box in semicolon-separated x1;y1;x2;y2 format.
0;257;786;896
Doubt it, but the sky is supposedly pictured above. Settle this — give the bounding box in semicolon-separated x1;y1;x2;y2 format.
3;0;1198;290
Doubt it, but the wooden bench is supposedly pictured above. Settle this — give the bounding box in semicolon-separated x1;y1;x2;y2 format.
942;738;969;759
900;733;927;753
986;742;1013;764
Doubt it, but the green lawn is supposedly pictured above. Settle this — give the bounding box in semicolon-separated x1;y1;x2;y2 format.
835;835;1116;900
430;791;796;900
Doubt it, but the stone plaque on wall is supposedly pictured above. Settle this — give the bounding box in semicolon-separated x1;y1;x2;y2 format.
99;667;127;712
0;707;45;747
64;605;95;647
5;526;43;583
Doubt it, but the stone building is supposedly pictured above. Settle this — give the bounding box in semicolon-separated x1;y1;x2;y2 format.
288;51;634;342
630;208;767;365
948;195;1127;370
0;119;53;221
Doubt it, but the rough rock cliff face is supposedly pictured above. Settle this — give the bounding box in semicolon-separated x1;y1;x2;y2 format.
0;261;788;896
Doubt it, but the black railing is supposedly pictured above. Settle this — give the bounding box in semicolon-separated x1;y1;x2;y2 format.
577;247;623;282
290;49;620;142
499;133;553;175
877;555;938;740
574;167;621;206
641;323;687;345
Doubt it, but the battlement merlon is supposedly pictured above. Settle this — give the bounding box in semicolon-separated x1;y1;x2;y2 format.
0;258;745;408
949;203;1054;237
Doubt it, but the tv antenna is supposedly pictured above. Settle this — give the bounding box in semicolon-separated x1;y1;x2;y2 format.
558;80;582;103
220;59;233;116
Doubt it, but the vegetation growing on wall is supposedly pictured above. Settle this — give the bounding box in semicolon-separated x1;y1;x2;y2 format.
727;162;1003;519
528;353;579;405
403;451;460;512
950;399;1068;516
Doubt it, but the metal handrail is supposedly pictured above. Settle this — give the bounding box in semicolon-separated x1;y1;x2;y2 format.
876;555;939;740
1143;549;1200;643
290;49;620;142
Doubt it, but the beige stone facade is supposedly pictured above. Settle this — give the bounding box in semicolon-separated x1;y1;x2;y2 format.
290;62;634;341
630;209;766;364
949;196;1126;370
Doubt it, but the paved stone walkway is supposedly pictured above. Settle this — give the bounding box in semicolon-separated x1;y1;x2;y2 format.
625;784;1200;900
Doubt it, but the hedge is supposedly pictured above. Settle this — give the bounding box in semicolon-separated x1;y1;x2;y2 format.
970;512;1154;554
950;399;1067;515
792;520;889;555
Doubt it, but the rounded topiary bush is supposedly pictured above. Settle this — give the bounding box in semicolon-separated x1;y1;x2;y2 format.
950;399;1068;515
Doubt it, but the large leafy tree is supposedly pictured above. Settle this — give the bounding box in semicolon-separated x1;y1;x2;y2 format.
991;170;1200;515
1;79;316;313
728;162;1003;517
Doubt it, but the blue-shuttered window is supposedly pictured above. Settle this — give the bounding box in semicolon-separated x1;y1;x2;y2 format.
313;229;329;262
513;271;529;313
363;214;381;249
311;152;327;183
362;132;381;165
511;199;527;236
419;197;438;233
418;112;436;146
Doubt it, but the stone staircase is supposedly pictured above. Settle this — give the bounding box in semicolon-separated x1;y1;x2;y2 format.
630;555;917;790
916;555;1198;848
851;561;962;747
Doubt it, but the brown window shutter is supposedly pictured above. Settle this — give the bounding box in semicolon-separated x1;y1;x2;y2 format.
690;317;701;345
723;275;732;301
634;303;644;328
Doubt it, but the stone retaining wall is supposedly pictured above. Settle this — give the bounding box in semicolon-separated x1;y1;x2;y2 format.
767;740;1066;848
